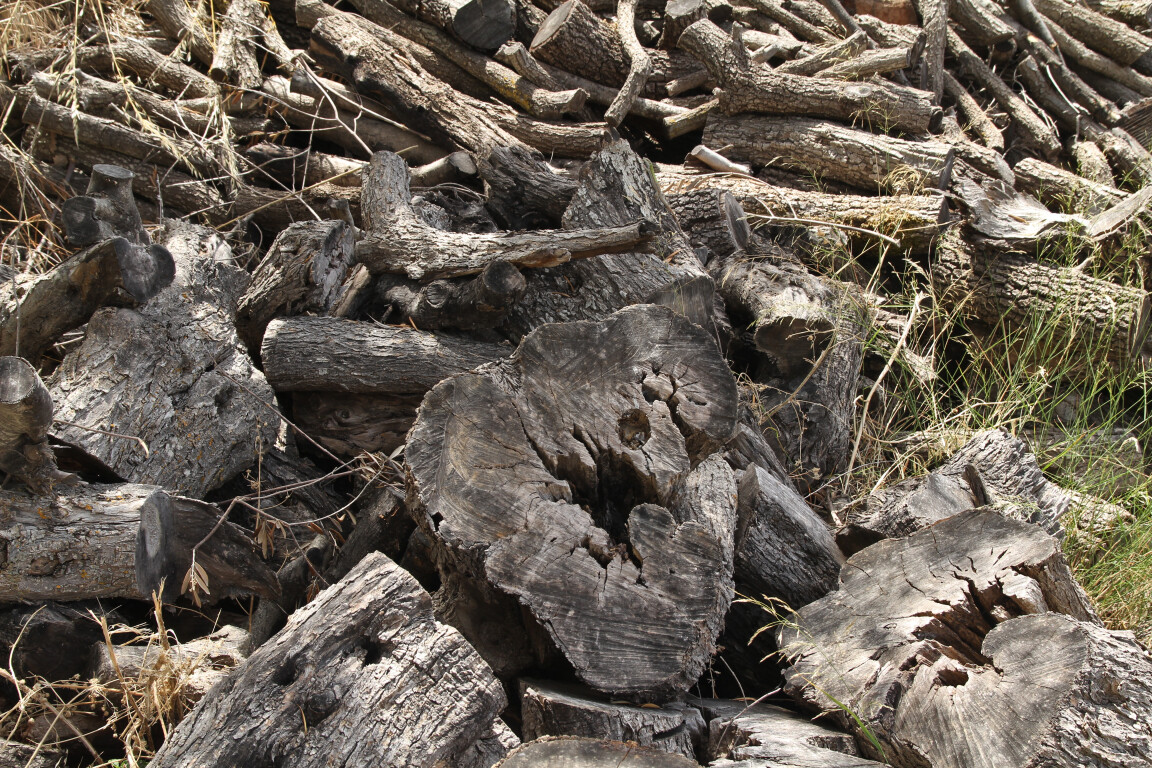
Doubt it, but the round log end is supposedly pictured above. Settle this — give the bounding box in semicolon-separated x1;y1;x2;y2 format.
530;0;577;51
452;0;517;51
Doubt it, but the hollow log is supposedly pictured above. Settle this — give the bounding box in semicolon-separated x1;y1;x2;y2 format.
261;316;511;394
932;230;1151;366
677;19;941;134
48;220;279;498
777;509;1152;768
704;114;954;193
236;219;355;350
149;552;509;768
407;305;739;700
521;679;704;761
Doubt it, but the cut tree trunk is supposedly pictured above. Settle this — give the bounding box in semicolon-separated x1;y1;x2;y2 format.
0;357;71;493
665;187;750;265
149;552;509;768
355;152;653;280
261;316;511;393
48;220;279;498
932;230;1152;366
1014;157;1126;215
389;0;515;50
677;19;941;134
520;679;704;761
704;114;955;193
60;164;148;247
406;305;739;701
779;510;1152;768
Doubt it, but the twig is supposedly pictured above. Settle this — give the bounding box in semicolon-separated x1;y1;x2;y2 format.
52;418;150;457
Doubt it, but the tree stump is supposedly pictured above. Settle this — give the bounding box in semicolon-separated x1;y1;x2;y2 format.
406;304;739;700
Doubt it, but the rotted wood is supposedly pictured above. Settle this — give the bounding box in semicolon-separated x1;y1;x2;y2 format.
48;220;279;498
677;19;941;134
837;429;1072;555
1014;157;1125;215
236;219;355;350
0;358;71;494
704;114;954;194
477;144;577;228
779;509;1152;768
261;316;511;393
497;736;701;767
0;235;175;363
406;305;739;700
355;152;651;280
932;230;1151;366
520;679;704;761
149;552;509;768
658;170;949;254
379;261;527;331
502;138;716;339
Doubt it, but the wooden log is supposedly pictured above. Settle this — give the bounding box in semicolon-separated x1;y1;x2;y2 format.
1036;0;1152;65
665;187;750;265
742;0;836;42
236;219;355;349
389;0;516;50
12;41;218;99
659;0;713;48
497;736;700;767
292;391;420;456
1069;138;1116;186
951;0;1016;48
232;181;362;233
1084;0;1152;25
704;114;954;193
0;740;65;768
933;231;1151;366
146;0;215;67
477;144;577;228
261;316;511;393
412;150;479;188
380;261;527;331
355;152;651;280
49;220;279;498
938;115;1014;184
520;679;704;761
149;552;509;768
1047;23;1152;99
657;170;948;254
943;70;1005;151
407;305;739;700
1014;157;1125;215
60;164;147;247
501;138;715;339
837;429;1072;554
210;0;269;88
604;0;653;125
692;698;879;764
249;534;333;647
0;602;121;682
819;45;911;78
778;509;1152;768
677;19;941;134
774;31;868;75
0;358;70;494
0;237;175;363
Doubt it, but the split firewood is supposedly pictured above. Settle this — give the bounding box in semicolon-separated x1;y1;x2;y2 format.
779;509;1152;768
150;552;510;768
261;316;511;393
520;679;705;761
48;220;279;498
678;19;941;134
355;152;652;280
406;305;739;700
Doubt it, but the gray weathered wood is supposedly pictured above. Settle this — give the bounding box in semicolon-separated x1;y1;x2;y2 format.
407;305;739;700
0;357;71;493
496;736;701;767
149;552;509;768
380;261;527;331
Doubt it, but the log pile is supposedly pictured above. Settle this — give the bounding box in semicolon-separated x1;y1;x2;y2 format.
0;0;1149;764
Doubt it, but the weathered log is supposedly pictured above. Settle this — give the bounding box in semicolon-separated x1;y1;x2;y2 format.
951;0;1016;48
249;533;333;647
146;0;216;67
778;509;1152;768
261;316;511;393
60;164;147;247
232;181;362;233
742;0;837;42
705;114;954;193
12;41;218;99
210;0;271;88
407;305;739;700
322;485;412;582
1037;0;1152;65
477;144;577;228
1069;138;1115;186
932;230;1151;366
1047;23;1152;99
658;170;948;254
774;31;868;76
244;144;365;191
659;0;714;48
677;19;941;134
943;70;1005;151
520;679;704;760
149;552;509;768
48;220;279;498
665;187;749;265
1014;157;1125;215
0;237;174;363
692;699;880;765
236;219;355;349
0;740;65;768
388;0;515;50
820;44;912;78
355;152;651;280
605;0;653;125
380;261;527;331
1084;0;1152;25
838;429;1072;554
292;391;420;456
496;736;700;767
0;358;70;493
0;601;122;682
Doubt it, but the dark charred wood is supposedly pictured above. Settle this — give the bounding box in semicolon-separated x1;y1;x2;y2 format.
60;164;147;247
407;305;739;700
389;0;516;50
0;602;122;682
236;219;355;350
150;552;508;767
677;19;940;134
380;261;527;331
261;316;511;393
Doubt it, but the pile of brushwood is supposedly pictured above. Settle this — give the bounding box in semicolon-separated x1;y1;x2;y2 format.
0;0;1151;764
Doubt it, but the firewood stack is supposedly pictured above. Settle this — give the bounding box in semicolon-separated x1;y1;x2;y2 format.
0;0;1150;765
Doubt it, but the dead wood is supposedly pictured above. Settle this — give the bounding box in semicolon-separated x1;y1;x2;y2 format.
406;304;738;700
775;30;868;75
291;391;420;456
0;740;65;768
1036;0;1152;65
149;552;509;768
60;164;148;247
0;357;70;493
605;0;654;125
1014;157;1126;215
379;261;527;331
496;736;700;767
477;144;577;228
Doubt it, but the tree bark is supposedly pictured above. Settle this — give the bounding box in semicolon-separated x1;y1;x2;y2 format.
1014;157;1125;216
407;305;739;701
261;316;511;394
292;391;421;457
477;145;577;228
498;736;701;767
389;0;516;50
1037;0;1152;65
380;261;527;331
149;552;509;768
0;357;70;494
